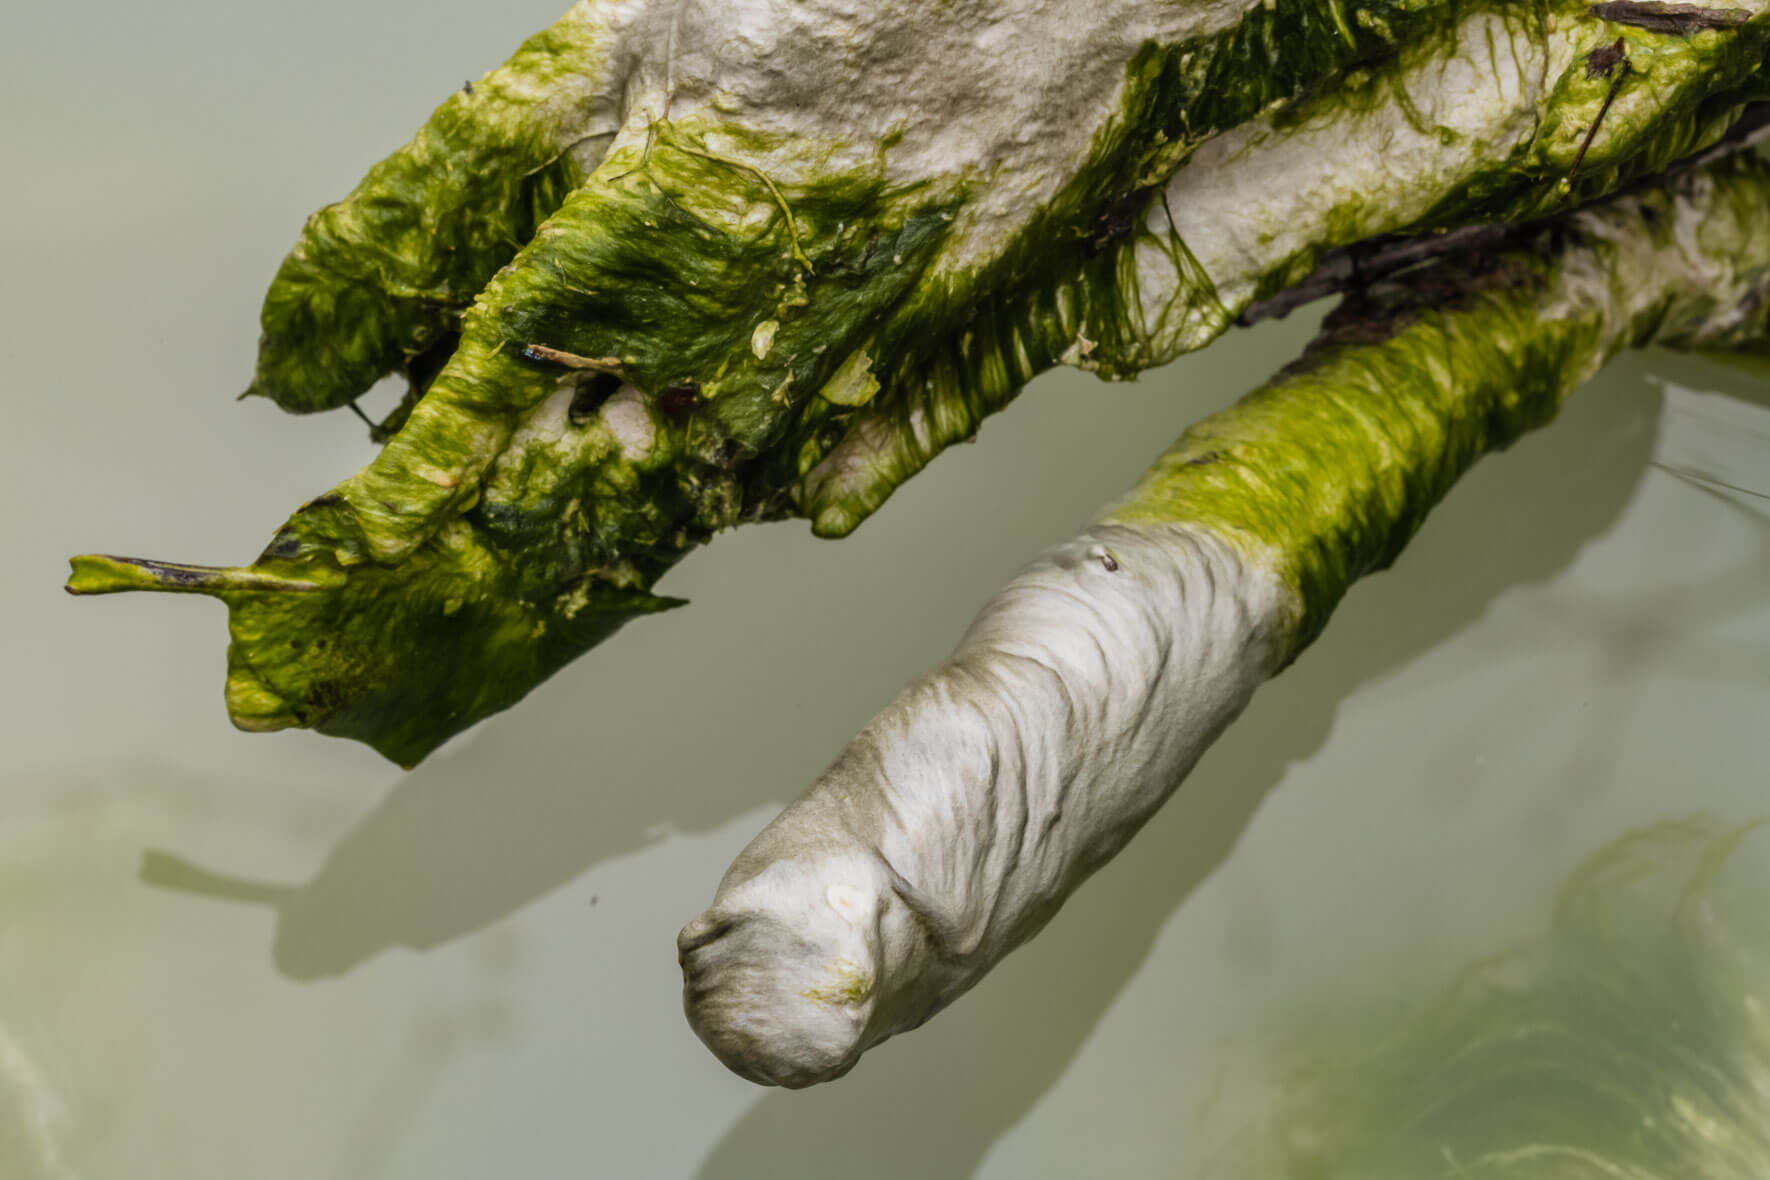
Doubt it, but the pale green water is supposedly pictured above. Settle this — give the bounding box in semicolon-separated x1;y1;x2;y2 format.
4;3;1770;1177
1209;820;1770;1179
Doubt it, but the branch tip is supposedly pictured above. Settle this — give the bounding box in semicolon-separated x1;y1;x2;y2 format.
65;554;321;598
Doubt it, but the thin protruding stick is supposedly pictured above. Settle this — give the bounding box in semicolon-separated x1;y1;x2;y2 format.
65;555;323;597
1241;103;1770;326
521;344;626;373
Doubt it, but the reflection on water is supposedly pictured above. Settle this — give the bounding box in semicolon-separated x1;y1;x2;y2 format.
0;1024;71;1180
1217;819;1770;1179
1647;356;1770;508
329;947;517;1180
0;777;517;1180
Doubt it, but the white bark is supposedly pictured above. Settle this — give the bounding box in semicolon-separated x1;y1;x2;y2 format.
679;526;1290;1086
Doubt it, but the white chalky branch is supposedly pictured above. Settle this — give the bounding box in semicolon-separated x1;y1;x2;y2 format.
679;525;1288;1086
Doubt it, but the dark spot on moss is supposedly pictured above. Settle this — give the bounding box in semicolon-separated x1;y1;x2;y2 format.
1088;191;1149;256
659;382;702;420
261;535;304;560
121;560;207;588
1587;37;1628;79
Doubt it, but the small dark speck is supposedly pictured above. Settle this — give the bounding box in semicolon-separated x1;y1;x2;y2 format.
463;80;474;95
262;535;303;560
1586;38;1627;80
589;895;599;907
1102;554;1120;572
659;382;702;420
134;559;207;587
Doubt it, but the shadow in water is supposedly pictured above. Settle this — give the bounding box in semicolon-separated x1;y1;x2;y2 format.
688;366;1671;1179
143;360;1678;1179
138;544;902;979
1207;819;1770;1179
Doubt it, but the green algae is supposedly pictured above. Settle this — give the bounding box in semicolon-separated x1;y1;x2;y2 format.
79;115;966;763
1107;154;1770;657
245;4;627;414
68;507;684;767
335;120;963;565
800;2;1770;539
251;0;1478;545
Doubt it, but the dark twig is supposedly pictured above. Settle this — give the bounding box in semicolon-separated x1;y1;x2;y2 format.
522;344;626;374
1651;461;1770;503
1240;225;1508;326
1239;103;1770;326
1569;40;1632;188
1589;2;1751;35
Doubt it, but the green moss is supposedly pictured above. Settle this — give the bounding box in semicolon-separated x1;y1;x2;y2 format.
327;117;965;564
83;116;967;763
68;502;684;768
798;2;1770;538
244;6;625;414
1107;155;1770;658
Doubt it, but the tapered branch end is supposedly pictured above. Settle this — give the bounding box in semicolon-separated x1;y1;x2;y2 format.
65;554;321;598
67;554;225;597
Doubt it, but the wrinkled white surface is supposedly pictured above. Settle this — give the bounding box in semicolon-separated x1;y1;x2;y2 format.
645;0;1262;262
680;524;1293;1085
553;0;1265;261
1146;10;1564;326
482;0;1770;375
1132;1;1769;357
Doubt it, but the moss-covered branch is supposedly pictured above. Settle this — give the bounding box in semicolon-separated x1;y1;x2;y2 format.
66;0;1770;765
679;154;1770;1088
801;4;1770;533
